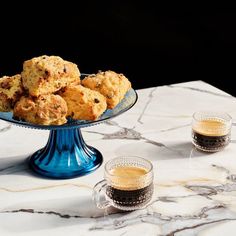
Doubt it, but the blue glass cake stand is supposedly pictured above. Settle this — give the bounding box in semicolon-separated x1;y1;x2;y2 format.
0;88;137;179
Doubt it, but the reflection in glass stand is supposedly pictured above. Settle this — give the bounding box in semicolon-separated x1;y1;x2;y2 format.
0;88;138;179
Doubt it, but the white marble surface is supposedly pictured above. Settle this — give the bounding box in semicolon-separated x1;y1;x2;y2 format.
1;80;236;235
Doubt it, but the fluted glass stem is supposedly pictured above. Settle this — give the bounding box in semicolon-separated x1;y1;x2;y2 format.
29;128;103;179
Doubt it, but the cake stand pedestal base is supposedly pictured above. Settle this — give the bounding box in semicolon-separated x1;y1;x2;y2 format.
29;128;103;179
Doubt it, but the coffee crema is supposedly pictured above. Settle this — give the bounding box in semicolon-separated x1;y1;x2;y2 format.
109;166;148;190
110;166;148;177
192;119;230;152
193;119;228;136
106;166;153;208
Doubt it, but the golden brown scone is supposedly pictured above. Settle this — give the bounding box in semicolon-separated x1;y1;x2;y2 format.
0;74;24;112
59;85;107;121
81;70;131;109
13;94;67;125
21;55;80;97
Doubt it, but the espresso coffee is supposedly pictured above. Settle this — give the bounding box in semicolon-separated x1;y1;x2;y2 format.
93;156;154;210
106;166;153;208
192;119;230;151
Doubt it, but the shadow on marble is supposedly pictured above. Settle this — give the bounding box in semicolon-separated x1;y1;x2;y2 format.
0;155;30;175
0;154;54;179
114;141;210;162
168;142;212;158
0;154;65;180
0;154;64;180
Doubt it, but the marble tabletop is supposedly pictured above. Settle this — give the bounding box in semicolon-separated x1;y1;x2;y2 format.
1;80;236;236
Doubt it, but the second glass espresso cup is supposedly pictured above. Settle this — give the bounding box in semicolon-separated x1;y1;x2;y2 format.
93;156;154;211
192;111;232;152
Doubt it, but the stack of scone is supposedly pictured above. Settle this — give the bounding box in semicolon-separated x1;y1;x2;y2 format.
0;55;131;125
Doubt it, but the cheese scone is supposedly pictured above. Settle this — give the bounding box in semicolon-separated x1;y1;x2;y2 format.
59;85;107;121
13;94;67;125
22;55;80;96
0;74;24;112
81;70;131;109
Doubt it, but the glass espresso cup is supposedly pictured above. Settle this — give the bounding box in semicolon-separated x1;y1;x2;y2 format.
192;111;232;152
92;156;154;211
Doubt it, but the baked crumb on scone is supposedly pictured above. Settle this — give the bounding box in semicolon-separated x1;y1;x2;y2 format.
13;94;67;125
81;70;131;109
59;85;107;121
0;74;24;112
21;55;80;97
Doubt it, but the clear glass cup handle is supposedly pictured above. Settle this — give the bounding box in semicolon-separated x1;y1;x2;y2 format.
92;179;111;209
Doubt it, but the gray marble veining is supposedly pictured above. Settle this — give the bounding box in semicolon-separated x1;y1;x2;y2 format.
1;81;236;235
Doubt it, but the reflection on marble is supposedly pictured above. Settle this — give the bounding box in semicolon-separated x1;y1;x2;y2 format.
1;81;236;235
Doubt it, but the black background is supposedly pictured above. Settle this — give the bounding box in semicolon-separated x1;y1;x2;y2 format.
1;4;236;95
